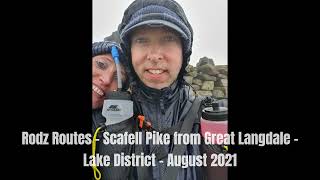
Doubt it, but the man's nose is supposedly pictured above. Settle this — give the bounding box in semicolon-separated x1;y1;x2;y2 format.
147;44;164;61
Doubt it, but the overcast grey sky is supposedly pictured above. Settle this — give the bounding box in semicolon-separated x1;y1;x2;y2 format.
93;0;227;65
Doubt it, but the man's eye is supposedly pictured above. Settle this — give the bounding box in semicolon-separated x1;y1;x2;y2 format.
96;61;108;70
135;38;148;44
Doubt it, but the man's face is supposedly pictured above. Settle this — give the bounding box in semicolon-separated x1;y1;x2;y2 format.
130;27;183;89
92;54;124;109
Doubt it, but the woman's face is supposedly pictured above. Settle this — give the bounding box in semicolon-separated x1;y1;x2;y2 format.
92;54;125;109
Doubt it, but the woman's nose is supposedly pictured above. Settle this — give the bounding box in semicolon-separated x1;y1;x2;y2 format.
99;69;115;86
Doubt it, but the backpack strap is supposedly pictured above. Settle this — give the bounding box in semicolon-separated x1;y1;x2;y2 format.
163;97;203;180
135;143;152;180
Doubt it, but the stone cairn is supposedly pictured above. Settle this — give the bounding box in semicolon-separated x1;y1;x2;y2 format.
183;57;228;98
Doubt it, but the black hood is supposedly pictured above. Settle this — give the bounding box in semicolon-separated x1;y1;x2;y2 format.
118;0;193;85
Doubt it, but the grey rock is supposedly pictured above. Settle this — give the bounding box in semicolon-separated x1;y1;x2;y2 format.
201;81;214;91
215;79;228;87
193;67;198;72
192;78;203;86
215;65;228;74
197;72;217;81
215;65;228;69
216;74;227;79
196;90;213;97
221;79;228;87
185;64;193;73
187;70;198;77
212;90;225;98
218;69;228;75
213;87;227;94
214;65;228;75
183;76;193;85
196;73;217;81
197;64;220;76
191;84;201;91
196;57;215;67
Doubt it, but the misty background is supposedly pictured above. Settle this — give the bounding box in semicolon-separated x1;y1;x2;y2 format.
93;0;227;65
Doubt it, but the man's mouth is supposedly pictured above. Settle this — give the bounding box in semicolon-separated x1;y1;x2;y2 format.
92;84;104;96
147;69;165;74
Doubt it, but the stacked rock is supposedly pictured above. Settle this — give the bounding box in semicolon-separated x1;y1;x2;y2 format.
184;57;228;98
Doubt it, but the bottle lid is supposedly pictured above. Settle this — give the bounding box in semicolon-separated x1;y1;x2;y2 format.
202;102;228;121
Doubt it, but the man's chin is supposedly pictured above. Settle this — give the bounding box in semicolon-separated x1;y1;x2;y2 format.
145;82;168;90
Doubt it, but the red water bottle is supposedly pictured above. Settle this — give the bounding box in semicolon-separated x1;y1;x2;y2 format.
200;101;228;144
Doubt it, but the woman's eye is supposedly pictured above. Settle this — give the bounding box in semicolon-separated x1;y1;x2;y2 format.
96;61;108;70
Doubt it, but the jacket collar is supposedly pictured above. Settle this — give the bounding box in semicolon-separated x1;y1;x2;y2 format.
132;79;180;103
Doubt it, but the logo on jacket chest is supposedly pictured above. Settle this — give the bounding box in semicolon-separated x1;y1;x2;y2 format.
107;105;120;111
